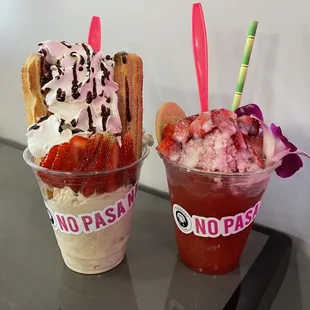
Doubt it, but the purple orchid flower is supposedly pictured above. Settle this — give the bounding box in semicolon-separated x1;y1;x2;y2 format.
235;104;264;121
236;104;310;178
270;124;304;177
251;116;310;178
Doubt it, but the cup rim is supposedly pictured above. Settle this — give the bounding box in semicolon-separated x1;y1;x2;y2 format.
23;143;150;176
158;152;281;178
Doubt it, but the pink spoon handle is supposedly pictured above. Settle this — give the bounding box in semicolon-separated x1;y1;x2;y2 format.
192;3;209;112
88;16;101;52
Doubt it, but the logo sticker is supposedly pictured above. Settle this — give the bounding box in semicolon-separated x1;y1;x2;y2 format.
45;183;138;235
172;201;261;238
173;204;193;234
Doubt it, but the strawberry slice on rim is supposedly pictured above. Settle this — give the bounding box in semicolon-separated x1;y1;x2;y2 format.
156;136;181;161
119;133;137;185
162;123;176;141
69;134;103;192
38;144;59;186
62;136;89;172
81;132;120;197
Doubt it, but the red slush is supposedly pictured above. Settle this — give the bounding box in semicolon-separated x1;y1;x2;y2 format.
163;157;274;274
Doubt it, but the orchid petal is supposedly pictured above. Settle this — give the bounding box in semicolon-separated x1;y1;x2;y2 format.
251;116;275;164
270;123;296;153
292;150;310;159
275;154;303;178
235;104;264;121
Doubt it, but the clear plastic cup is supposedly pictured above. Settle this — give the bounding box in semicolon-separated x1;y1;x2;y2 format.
160;155;278;274
23;144;149;274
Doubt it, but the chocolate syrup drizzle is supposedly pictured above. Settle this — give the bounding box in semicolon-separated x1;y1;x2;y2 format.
40;55;52;88
86;92;93;104
80;56;85;65
100;61;110;86
125;78;132;122
29;124;40;130
28;115;49;131
58;119;65;132
101;105;111;131
87;107;96;132
82;43;91;83
70;119;77;127
71;61;80;99
72;128;84;134
61;41;72;48
56;88;66;102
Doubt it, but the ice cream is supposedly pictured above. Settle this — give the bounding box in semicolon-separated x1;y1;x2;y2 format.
45;184;136;274
22;37;147;274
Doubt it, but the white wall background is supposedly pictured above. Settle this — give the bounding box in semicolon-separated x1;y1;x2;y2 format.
1;0;310;249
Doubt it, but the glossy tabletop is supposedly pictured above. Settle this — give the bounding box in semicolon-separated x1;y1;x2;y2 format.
0;142;291;310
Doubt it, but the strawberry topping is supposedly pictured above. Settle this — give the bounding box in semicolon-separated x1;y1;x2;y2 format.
162;123;176;141
189;113;213;138
156;136;181;160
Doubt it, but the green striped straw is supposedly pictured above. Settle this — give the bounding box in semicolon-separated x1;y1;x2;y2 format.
232;21;258;111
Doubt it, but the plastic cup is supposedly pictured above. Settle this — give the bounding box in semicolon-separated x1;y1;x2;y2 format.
23;144;149;274
160;155;278;275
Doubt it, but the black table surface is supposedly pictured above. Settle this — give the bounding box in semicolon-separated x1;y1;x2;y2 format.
0;142;292;310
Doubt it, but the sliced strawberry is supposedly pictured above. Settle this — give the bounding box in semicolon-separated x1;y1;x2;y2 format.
68;134;103;192
232;132;247;150
156;136;181;160
38;145;59;186
119;133;137;186
173;115;198;144
75;134;103;171
119;133;135;167
102;133;120;193
162;123;176;141
40;145;59;169
103;133;120;171
52;143;69;170
82;133;120;197
237;115;259;136
61;136;88;172
189;113;213;138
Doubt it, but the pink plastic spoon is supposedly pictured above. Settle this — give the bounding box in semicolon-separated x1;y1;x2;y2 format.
88;16;101;52
192;3;209;112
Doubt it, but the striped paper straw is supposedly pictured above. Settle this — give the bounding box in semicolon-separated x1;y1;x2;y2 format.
232;21;258;111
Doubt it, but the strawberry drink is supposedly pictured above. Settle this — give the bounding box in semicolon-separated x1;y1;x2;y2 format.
22;40;149;274
156;103;310;274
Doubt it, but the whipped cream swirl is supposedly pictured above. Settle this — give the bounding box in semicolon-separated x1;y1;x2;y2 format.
27;40;122;158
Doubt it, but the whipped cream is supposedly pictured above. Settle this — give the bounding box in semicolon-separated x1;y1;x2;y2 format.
27;40;122;157
27;114;73;158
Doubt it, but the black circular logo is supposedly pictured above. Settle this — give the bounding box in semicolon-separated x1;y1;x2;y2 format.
176;211;188;228
173;204;192;234
45;205;57;229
